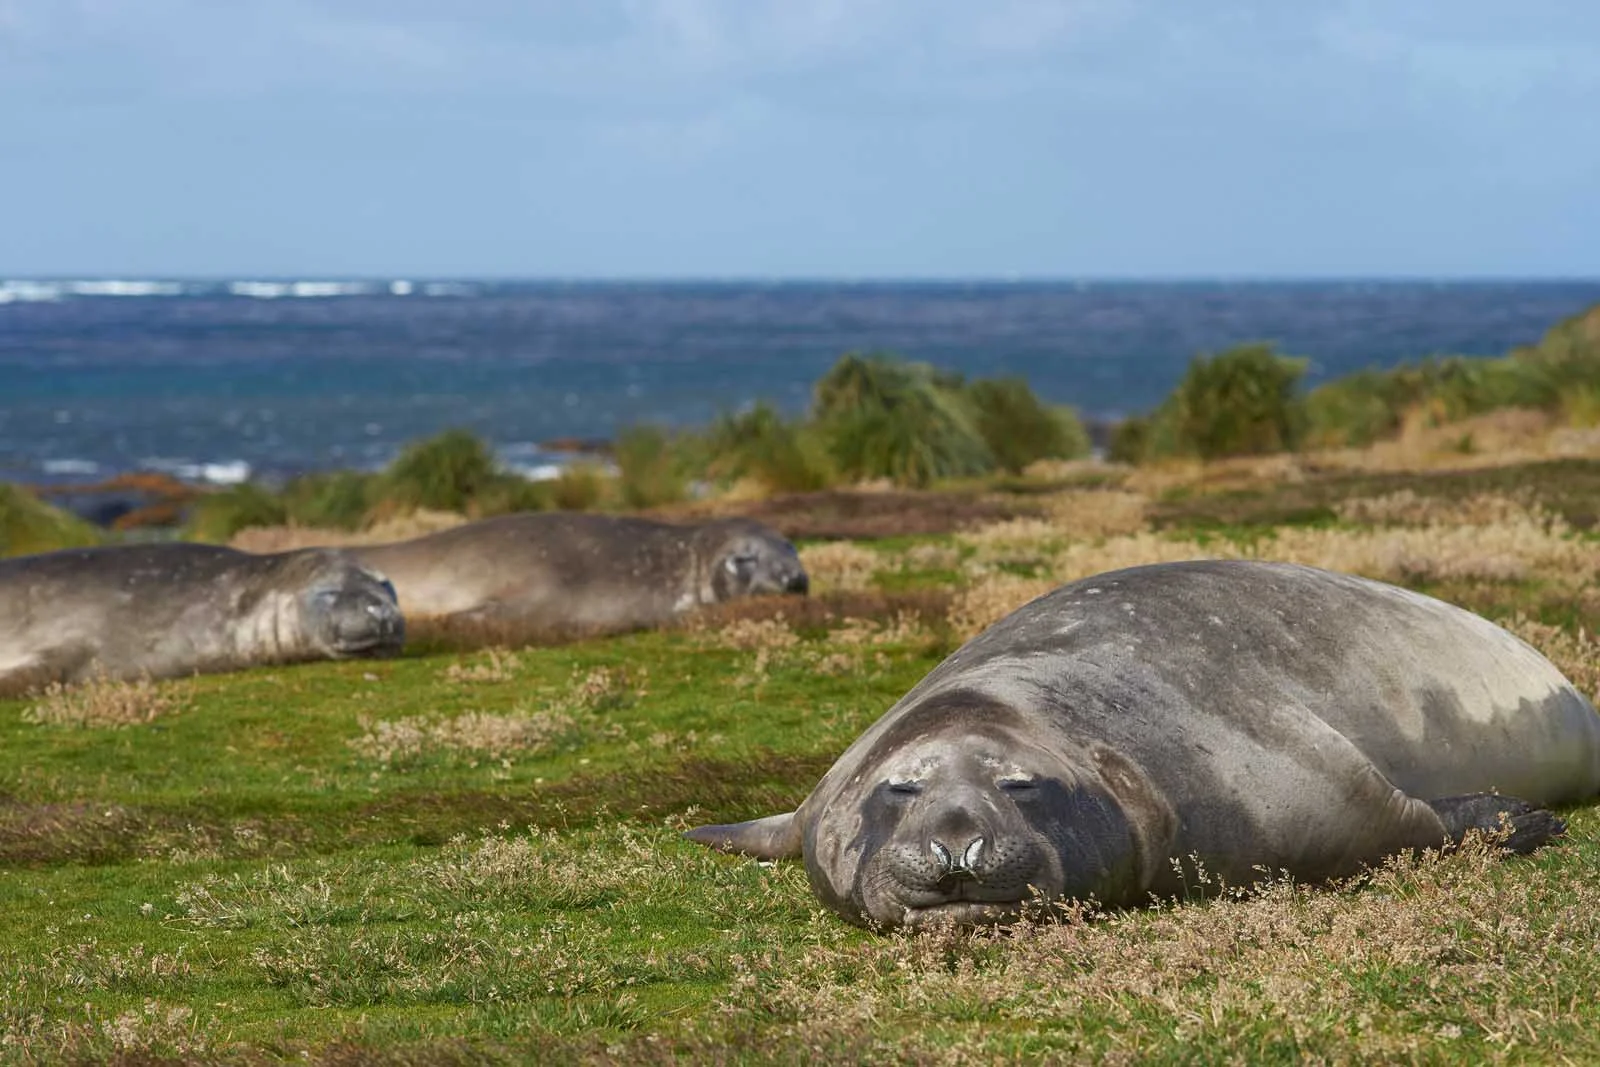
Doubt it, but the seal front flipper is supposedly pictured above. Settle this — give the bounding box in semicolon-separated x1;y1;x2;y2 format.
684;812;802;859
1427;793;1567;855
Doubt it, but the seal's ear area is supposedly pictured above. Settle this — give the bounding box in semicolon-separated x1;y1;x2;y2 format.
683;812;802;859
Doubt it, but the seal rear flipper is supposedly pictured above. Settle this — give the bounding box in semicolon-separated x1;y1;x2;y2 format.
1427;793;1567;855
683;812;802;859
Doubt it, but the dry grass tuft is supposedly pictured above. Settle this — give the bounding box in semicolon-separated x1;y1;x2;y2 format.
1335;489;1554;528
1042;488;1150;540
20;675;190;728
826;611;932;649
694;618;802;653
798;541;882;594
957;517;1065;557
1262;518;1593;585
349;708;578;766
946;575;1059;640
441;648;524;684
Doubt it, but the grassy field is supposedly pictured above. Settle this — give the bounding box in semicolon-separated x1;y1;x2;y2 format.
5;455;1600;1064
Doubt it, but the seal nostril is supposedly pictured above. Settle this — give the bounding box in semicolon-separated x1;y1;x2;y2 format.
930;839;953;873
962;837;985;871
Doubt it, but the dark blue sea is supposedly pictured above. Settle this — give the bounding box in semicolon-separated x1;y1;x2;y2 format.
3;278;1598;486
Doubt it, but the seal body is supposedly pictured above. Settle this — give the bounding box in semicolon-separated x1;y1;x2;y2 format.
348;512;808;634
688;561;1600;929
0;543;404;692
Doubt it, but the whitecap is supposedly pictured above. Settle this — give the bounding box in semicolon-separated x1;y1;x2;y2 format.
64;280;184;297
0;280;64;303
41;458;101;476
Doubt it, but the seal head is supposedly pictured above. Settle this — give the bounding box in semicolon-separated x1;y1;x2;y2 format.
288;555;405;657
698;518;810;600
831;695;1143;928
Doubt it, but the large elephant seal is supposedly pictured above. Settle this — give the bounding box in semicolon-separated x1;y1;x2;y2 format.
687;560;1600;929
346;512;809;635
0;543;404;693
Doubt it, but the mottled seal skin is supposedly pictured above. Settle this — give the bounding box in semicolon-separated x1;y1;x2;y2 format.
0;543;404;693
688;561;1600;929
347;512;808;634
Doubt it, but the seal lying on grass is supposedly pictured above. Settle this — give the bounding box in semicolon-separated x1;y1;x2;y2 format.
0;543;404;692
346;512;809;636
687;560;1600;929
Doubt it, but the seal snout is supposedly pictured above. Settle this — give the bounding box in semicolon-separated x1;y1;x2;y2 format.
930;836;985;878
784;569;810;595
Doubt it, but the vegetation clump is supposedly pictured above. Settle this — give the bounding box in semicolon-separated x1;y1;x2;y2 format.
0;483;102;557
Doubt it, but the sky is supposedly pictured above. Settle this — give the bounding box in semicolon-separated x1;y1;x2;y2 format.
1;0;1597;278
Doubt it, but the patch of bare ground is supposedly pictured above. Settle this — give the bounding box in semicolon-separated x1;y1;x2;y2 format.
649;488;1047;539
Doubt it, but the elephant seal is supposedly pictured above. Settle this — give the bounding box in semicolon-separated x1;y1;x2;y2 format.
346;512;808;635
0;543;404;693
687;560;1600;929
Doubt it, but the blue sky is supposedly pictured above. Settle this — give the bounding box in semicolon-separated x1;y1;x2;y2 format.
2;1;1596;278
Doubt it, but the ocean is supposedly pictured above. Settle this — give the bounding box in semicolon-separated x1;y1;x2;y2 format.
3;278;1598;487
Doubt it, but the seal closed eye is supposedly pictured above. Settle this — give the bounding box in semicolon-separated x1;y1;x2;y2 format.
687;560;1600;929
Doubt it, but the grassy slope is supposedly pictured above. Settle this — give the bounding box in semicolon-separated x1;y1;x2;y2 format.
4;461;1600;1064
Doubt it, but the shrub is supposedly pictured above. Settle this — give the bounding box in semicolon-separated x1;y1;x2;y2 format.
184;483;289;543
378;429;500;513
280;470;377;530
1306;357;1557;449
705;403;833;494
471;475;552;517
965;377;1091;473
1512;301;1600;377
813;353;993;488
1158;343;1308;459
614;424;691;507
548;462;608;511
1107;415;1152;465
0;483;103;557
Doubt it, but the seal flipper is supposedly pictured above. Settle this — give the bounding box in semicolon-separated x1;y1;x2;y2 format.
1427;793;1567;855
684;812;802;859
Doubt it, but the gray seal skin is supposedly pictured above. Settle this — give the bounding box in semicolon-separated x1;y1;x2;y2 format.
687;560;1600;930
346;512;809;633
0;543;404;692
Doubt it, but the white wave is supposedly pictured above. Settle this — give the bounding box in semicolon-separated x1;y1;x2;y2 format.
0;280;64;303
389;279;414;296
229;281;291;299
422;282;476;297
65;280;184;297
41;458;102;476
227;280;373;299
138;457;253;485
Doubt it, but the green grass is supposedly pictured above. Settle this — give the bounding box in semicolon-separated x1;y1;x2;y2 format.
5;469;1600;1064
